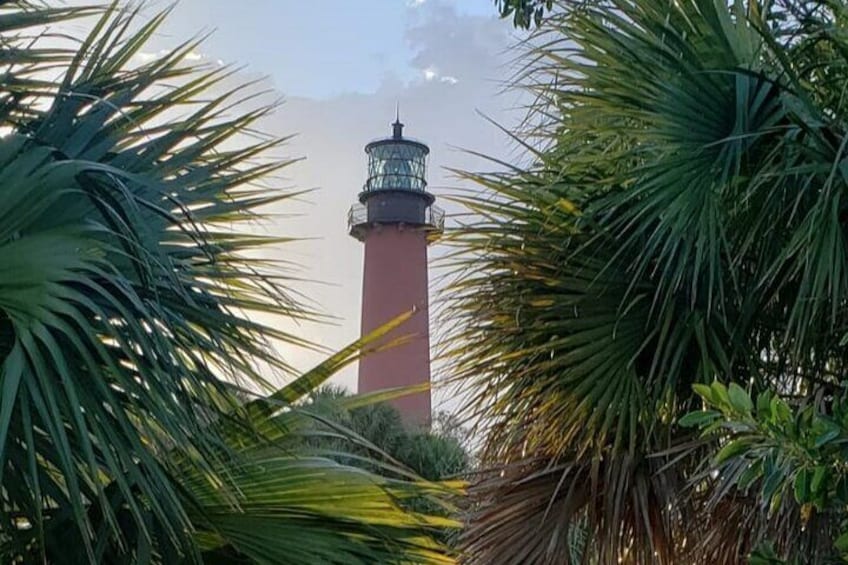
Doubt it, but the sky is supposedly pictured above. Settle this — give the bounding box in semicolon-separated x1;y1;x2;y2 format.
132;0;528;412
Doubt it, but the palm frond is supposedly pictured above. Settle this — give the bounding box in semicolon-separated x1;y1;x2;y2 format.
446;0;848;561
0;3;458;563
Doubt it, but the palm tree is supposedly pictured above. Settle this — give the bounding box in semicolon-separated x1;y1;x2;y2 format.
449;0;848;562
0;2;457;563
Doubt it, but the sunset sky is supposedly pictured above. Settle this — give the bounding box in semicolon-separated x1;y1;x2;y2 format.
128;0;527;410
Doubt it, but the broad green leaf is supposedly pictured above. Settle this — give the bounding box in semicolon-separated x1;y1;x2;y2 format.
678;409;720;428
715;439;749;464
810;466;827;496
692;383;716;404
728;383;753;414
794;468;810;504
711;382;730;408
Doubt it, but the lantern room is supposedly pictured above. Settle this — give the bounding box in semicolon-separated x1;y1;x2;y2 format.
348;117;443;241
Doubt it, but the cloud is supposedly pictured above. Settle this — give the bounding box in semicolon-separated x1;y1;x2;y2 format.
406;1;510;88
421;65;459;84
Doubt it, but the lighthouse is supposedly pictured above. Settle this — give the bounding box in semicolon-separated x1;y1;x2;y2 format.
348;115;443;427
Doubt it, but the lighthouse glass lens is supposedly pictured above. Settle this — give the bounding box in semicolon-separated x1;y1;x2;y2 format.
366;142;427;192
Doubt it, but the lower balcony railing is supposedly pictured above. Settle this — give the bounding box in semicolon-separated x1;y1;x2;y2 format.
347;203;445;236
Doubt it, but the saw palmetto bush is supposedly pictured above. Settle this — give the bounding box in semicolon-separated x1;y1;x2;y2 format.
0;2;457;563
448;0;848;562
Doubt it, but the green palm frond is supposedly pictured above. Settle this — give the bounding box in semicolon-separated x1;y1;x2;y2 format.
190;456;456;565
447;0;848;562
0;3;457;563
185;334;461;565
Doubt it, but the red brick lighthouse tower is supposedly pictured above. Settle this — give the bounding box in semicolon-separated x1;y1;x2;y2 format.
348;115;443;427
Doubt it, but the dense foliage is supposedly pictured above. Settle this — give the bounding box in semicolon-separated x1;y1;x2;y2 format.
0;2;456;563
305;387;470;481
303;388;469;551
493;0;554;28
453;0;848;562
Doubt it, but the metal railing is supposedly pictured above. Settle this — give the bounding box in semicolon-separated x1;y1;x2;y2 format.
348;202;367;228
347;203;445;234
428;204;445;231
